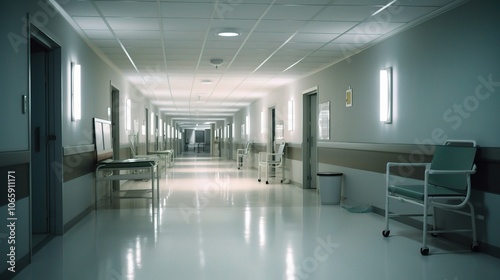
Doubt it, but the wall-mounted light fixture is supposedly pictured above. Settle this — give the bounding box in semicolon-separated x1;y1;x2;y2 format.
126;99;131;131
288;100;294;131
71;63;81;121
380;67;392;123
261;111;264;134
245;115;250;136
150;112;154;135
159;118;163;136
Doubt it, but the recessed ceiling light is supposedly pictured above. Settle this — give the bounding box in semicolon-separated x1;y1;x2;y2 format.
217;30;240;37
201;79;212;84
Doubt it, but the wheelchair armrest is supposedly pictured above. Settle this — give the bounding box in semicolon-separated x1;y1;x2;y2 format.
427;168;476;175
387;162;430;168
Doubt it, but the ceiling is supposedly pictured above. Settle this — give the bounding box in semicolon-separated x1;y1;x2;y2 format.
53;0;465;128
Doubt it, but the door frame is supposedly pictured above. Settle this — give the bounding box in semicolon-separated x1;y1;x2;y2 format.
302;86;319;189
111;85;120;159
268;107;276;153
227;123;233;159
29;24;63;250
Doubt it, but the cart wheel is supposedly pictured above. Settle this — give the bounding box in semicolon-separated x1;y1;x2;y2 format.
266;181;269;184
420;247;429;256
382;230;390;237
471;243;480;252
258;179;261;182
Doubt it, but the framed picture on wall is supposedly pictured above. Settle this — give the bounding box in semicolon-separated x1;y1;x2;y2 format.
346;88;353;107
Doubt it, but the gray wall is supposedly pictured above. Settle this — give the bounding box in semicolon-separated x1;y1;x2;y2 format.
302;0;500;146
239;0;500;251
1;2;34;277
0;0;160;277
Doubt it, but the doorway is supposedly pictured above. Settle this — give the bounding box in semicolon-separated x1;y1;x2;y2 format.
30;30;61;252
145;108;150;153
155;114;159;151
226;123;233;159
302;88;318;189
111;86;120;191
268;107;276;153
111;86;120;160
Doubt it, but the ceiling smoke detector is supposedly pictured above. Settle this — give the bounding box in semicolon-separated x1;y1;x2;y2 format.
210;58;224;69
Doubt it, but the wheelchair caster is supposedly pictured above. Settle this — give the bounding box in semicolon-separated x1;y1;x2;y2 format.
420;247;429;256
258;179;261;182
266;181;269;184
382;230;390;237
471;243;480;252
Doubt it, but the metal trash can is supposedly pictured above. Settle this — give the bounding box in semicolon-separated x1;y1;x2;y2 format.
317;172;343;205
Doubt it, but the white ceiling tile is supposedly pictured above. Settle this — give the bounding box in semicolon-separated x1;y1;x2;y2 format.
127;47;164;55
315;6;378;21
95;1;158;17
214;4;270;19
164;40;204;50
162;18;212;31
333;34;380;45
92;39;121;48
243;41;287;51
84;30;114;39
204;40;243;50
161;3;214;18
300;21;358;33
114;30;161;40
251;32;294;42
348;22;405;35
164;31;206;41
211;19;259;31
281;42;325;51
254;20;306;32
62;1;99;17
107;17;160;30
121;39;162;48
73;17;108;30
291;32;340;43
264;5;326;20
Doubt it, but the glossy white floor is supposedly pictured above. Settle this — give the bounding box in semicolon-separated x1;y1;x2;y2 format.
14;153;500;280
